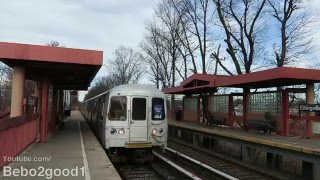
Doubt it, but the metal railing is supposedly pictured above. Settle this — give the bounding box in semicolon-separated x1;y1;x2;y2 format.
289;115;320;139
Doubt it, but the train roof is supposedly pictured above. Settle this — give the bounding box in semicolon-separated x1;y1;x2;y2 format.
109;84;165;96
83;84;165;102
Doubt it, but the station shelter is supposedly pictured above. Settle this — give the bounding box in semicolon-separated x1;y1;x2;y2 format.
0;42;102;167
163;67;320;139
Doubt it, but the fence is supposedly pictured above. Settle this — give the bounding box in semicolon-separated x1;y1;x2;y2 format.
289;115;320;139
0;107;10;119
0;114;38;168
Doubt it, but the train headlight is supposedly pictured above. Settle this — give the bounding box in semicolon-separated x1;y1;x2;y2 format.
110;128;117;135
118;128;125;135
152;128;158;135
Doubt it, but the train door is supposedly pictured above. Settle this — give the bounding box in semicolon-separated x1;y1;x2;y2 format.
130;96;148;141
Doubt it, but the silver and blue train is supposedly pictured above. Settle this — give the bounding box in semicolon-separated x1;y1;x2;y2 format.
80;84;168;161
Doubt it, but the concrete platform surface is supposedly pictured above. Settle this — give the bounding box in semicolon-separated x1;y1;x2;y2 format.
0;111;121;180
169;119;320;156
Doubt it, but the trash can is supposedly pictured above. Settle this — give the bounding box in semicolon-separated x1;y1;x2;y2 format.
175;110;182;121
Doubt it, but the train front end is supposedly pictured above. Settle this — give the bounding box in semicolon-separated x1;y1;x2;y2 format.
104;85;167;162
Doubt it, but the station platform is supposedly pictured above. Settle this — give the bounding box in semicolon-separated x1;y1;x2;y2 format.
168;119;320;162
0;111;121;180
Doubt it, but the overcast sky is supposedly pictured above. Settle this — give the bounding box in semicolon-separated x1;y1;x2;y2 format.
0;0;320;101
0;0;159;100
0;0;158;74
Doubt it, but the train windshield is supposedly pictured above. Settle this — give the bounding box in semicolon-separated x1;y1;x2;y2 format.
132;98;147;120
109;96;127;121
152;98;165;120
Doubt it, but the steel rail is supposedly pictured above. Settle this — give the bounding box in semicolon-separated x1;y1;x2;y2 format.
152;151;202;180
165;147;239;180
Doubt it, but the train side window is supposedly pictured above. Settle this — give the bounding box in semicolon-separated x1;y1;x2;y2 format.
98;98;104;120
93;101;97;114
132;98;146;120
152;98;165;120
109;96;127;121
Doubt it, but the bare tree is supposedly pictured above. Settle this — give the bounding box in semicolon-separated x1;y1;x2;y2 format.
141;45;165;89
84;76;118;101
268;0;314;67
174;0;213;74
210;45;234;75
154;0;185;87
107;46;145;85
46;40;61;47
142;0;214;89
141;21;175;89
211;0;267;75
0;62;12;110
142;0;190;89
177;14;199;75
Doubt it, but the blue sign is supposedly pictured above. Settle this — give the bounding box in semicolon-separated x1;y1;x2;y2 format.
153;105;163;119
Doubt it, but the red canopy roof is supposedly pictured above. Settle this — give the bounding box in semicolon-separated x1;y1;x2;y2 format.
162;67;320;94
0;42;103;90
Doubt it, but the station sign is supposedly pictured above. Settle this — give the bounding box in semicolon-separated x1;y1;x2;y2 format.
299;104;320;112
299;104;320;134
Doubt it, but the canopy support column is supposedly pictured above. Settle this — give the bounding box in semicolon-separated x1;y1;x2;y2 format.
40;79;49;143
243;91;249;130
58;89;64;124
51;88;58;132
306;83;315;138
10;66;25;117
282;90;289;136
228;95;234;127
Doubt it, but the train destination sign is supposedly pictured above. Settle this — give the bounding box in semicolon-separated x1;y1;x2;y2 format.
153;105;163;120
299;104;320;112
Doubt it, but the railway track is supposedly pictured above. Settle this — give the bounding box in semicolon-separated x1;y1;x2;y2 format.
116;148;238;180
166;140;275;180
154;148;237;180
114;156;190;180
115;141;276;180
115;163;164;179
153;149;227;180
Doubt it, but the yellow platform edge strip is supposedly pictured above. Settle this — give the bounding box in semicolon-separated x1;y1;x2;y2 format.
125;143;152;148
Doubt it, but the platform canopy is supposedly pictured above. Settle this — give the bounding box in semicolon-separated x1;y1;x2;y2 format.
0;42;103;90
162;67;320;94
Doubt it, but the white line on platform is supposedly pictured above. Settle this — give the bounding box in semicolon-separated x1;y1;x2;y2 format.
78;120;91;180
